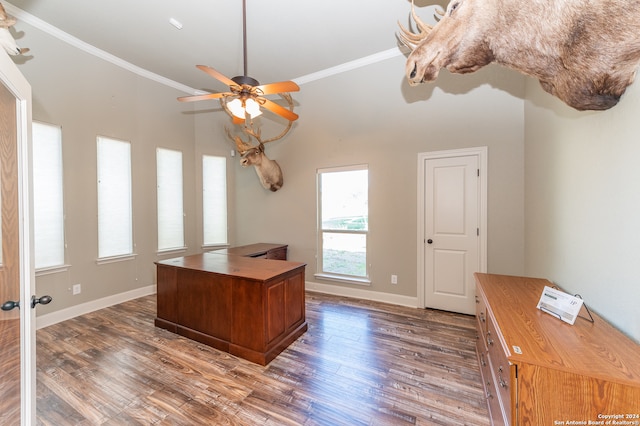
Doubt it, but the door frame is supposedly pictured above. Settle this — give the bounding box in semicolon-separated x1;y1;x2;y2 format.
0;51;35;425
417;147;488;309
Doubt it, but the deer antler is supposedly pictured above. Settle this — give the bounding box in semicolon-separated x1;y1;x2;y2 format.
397;0;443;50
257;93;294;143
221;92;295;143
224;125;255;154
224;92;295;156
241;93;294;144
0;3;17;28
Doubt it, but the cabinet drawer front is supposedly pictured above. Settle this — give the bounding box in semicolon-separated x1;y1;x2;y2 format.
484;365;507;425
477;330;508;426
486;314;513;423
475;290;488;350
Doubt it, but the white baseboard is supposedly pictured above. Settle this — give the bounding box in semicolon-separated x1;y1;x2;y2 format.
36;282;417;330
36;284;157;329
305;281;418;308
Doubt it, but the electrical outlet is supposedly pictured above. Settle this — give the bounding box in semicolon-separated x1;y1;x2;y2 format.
391;275;398;285
72;284;81;295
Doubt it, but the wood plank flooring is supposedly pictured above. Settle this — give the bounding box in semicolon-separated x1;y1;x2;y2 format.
36;292;490;425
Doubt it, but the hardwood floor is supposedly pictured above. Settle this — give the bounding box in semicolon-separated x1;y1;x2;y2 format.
36;292;490;425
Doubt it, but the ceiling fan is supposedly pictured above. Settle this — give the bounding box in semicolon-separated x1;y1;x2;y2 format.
177;0;299;122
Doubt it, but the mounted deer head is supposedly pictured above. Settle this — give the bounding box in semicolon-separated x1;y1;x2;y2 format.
398;0;640;111
225;121;293;192
0;2;29;56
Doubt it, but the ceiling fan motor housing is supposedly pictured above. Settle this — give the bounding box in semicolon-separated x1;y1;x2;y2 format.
232;75;260;87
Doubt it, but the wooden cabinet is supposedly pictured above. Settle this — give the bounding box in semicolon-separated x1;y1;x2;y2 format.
475;273;640;425
155;248;306;365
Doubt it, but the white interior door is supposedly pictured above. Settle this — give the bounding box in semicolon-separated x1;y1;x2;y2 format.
0;51;35;426
418;148;487;315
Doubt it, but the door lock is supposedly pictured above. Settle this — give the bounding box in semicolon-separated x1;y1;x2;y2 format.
427;239;433;244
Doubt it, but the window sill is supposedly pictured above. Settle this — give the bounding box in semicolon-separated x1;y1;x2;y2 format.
314;273;371;286
36;264;71;276
202;244;229;252
157;247;187;256
96;254;137;265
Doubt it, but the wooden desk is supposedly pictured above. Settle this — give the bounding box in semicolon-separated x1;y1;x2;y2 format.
211;243;287;260
155;248;307;365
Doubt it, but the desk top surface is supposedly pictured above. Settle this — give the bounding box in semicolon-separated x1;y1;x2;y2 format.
156;251;304;281
210;243;287;257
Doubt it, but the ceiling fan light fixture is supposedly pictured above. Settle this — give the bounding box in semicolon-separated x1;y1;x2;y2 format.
245;98;262;117
177;0;299;123
228;98;263;119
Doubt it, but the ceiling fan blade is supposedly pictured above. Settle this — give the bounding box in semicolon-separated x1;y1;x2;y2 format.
255;81;300;95
177;92;228;102
196;65;237;87
261;98;299;121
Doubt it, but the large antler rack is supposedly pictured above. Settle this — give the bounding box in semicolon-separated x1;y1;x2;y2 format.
397;0;444;50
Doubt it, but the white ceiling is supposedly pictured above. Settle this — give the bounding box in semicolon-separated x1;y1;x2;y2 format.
5;0;442;95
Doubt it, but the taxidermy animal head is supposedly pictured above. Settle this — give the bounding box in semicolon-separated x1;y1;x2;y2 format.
225;124;288;192
398;0;640;111
0;2;29;56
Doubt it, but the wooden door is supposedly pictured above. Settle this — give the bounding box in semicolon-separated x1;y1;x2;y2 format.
418;148;487;315
0;67;22;426
0;51;35;425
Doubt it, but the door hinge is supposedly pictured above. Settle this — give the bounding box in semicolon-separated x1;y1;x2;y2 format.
477;168;480;177
477;228;480;236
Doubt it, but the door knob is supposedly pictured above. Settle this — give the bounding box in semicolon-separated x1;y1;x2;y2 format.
427;239;433;244
31;295;53;309
1;300;20;311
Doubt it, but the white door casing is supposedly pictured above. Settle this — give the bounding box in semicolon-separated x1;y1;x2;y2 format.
417;147;487;315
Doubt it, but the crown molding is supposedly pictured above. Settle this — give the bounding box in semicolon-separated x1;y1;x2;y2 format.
293;48;403;86
4;1;200;95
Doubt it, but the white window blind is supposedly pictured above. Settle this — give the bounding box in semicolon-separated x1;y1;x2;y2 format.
33;122;65;269
202;155;227;246
156;148;184;251
97;136;133;259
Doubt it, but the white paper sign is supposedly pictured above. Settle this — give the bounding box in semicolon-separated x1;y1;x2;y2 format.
536;286;584;325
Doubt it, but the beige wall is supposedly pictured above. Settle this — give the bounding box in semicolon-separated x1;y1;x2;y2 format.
524;78;640;343
196;57;527;302
18;20;527;321
20;24;199;317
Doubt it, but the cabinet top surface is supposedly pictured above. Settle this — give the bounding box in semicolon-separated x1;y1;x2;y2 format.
475;273;640;386
156;252;304;281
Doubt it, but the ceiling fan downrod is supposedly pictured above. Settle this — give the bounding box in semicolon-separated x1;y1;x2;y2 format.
242;0;248;78
231;0;258;86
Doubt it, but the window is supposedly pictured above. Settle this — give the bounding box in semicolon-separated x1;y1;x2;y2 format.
317;165;369;283
156;148;185;252
202;155;227;246
32;122;65;270
97;136;133;259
